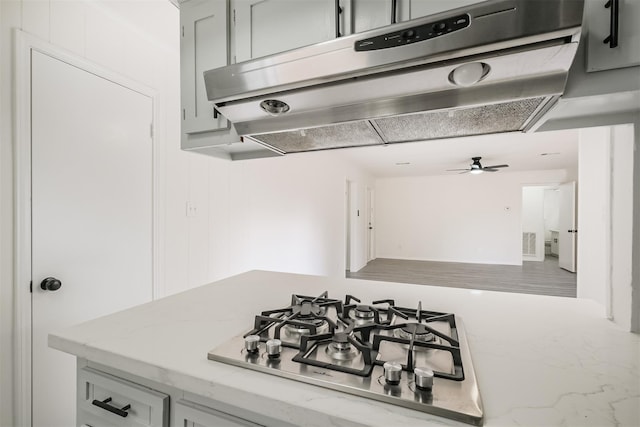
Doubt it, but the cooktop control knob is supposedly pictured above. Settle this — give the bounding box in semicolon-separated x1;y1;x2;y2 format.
402;29;417;40
414;367;434;391
383;361;403;385
265;339;282;358
433;22;447;32
244;335;260;354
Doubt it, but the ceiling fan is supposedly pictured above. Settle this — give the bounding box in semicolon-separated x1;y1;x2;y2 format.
447;157;509;175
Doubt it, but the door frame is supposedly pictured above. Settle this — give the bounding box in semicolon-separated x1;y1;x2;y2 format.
366;186;375;262
14;30;164;427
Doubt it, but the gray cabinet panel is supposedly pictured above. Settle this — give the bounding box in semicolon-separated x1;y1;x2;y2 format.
77;367;169;427
585;0;640;72
181;0;229;136
175;400;262;427
233;0;338;62
352;0;393;33
398;0;486;21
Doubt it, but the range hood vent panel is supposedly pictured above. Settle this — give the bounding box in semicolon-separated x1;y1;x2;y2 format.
250;121;383;154
376;97;548;143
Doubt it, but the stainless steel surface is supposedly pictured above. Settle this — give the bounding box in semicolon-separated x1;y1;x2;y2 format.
209;314;483;426
205;0;582;102
414;367;434;390
383;361;403;385
202;0;583;154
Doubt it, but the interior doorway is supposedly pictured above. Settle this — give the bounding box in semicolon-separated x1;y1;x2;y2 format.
521;183;577;273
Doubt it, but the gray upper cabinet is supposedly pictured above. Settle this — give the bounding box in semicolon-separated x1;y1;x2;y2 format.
232;0;339;62
350;0;394;33
585;0;640;72
181;0;228;137
397;0;487;21
180;0;280;160
346;0;487;35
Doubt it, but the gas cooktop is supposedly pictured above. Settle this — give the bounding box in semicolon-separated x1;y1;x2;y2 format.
208;292;483;425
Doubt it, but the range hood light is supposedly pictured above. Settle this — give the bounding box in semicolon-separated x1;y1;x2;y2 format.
449;62;489;87
260;99;290;116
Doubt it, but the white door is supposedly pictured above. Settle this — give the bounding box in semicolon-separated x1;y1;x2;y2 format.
558;181;577;272
233;0;337;62
31;51;154;426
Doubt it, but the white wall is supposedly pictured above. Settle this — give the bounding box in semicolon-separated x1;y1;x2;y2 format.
224;151;374;278
610;125;634;330
522;187;546;262
577;124;635;330
577;127;610;308
632;122;640;333
375;170;571;266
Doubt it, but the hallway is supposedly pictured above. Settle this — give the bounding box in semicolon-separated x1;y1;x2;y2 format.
347;257;577;297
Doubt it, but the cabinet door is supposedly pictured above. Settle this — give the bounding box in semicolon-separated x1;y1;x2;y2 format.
352;0;393;33
233;0;338;62
77;367;169;427
397;0;486;22
181;0;228;135
585;0;640;72
175;400;262;427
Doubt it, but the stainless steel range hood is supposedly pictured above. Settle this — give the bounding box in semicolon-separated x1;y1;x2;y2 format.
203;0;584;155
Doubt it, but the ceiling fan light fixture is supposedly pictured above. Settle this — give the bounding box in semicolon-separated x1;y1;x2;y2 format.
469;168;483;175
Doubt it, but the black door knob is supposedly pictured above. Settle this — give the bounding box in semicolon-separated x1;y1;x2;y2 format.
40;277;62;291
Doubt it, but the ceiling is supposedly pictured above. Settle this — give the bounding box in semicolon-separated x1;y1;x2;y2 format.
332;129;579;178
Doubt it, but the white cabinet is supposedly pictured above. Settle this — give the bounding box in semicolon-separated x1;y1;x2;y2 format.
232;0;339;62
180;0;228;138
585;0;640;72
77;367;169;427
175;400;262;427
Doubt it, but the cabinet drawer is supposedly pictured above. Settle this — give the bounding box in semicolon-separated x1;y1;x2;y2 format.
77;367;169;427
175;399;262;427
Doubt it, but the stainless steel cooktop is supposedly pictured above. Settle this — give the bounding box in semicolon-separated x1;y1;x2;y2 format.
208;293;483;425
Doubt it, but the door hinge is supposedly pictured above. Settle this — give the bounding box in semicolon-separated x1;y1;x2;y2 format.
150;123;154;138
181;25;184;38
183;109;186;120
233;9;236;24
30;281;32;293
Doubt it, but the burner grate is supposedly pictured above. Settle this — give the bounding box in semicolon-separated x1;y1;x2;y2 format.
292;332;377;377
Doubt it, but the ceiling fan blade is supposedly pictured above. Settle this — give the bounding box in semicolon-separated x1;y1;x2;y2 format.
446;168;470;171
458;170;470;174
483;168;500;172
483;164;509;169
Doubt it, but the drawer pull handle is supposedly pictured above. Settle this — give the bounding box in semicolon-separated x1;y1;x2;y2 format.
603;0;619;48
92;397;131;418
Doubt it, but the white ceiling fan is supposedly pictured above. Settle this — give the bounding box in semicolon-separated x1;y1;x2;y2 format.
447;157;509;175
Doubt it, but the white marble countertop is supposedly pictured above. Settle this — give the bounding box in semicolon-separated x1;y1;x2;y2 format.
50;270;639;426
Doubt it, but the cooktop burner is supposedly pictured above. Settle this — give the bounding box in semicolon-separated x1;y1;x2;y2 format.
208;292;483;425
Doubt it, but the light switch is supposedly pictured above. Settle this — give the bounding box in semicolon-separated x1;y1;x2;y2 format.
186;201;198;217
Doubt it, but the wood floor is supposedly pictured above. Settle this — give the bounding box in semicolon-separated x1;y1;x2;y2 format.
346;257;577;298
